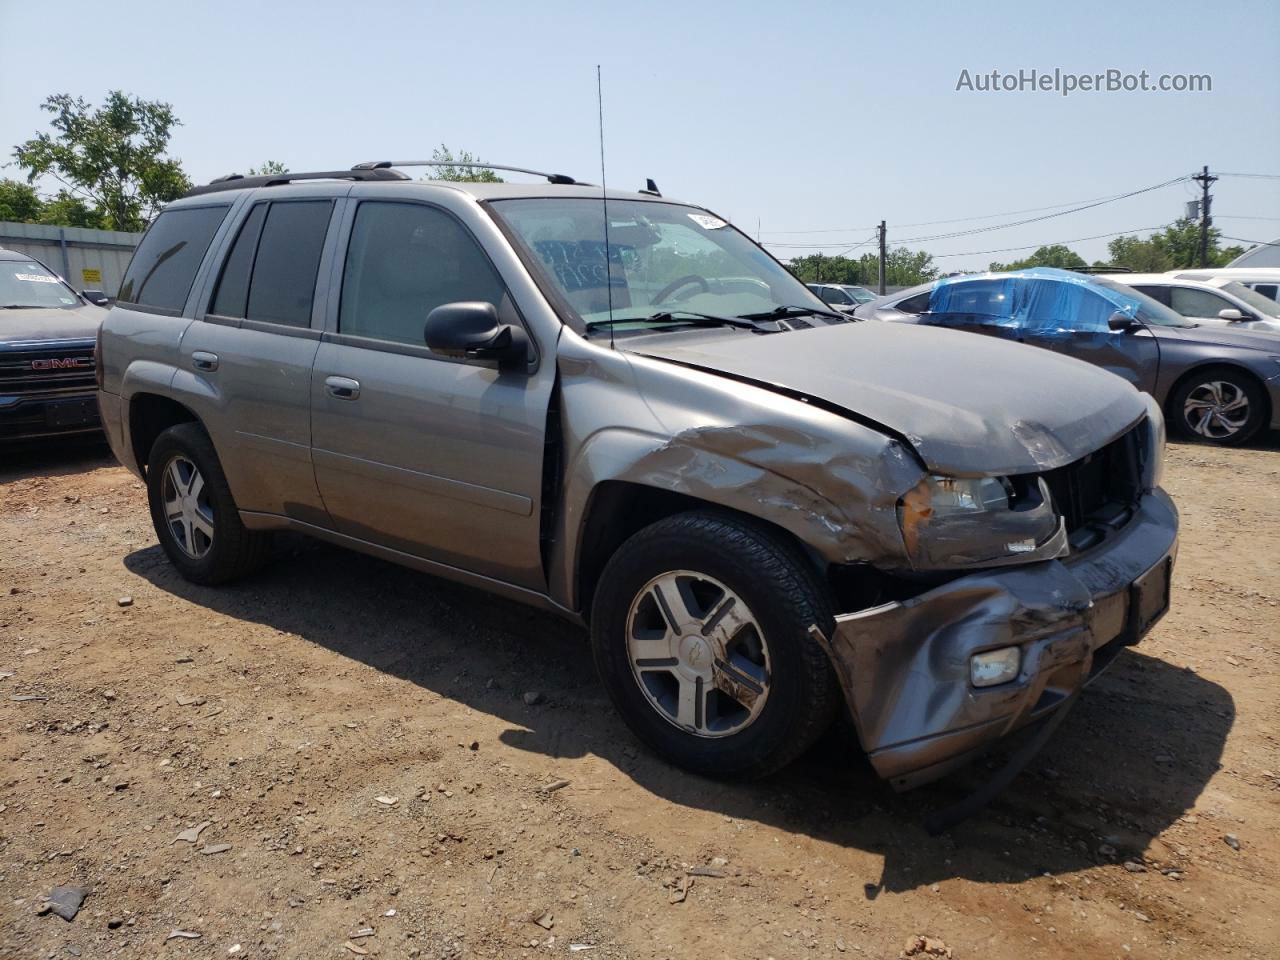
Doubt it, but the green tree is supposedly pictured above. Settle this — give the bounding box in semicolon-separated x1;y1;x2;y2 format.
989;244;1087;272
0;178;43;222
247;161;289;176
37;191;105;229
1106;219;1244;271
427;144;503;183
12;91;191;231
788;247;937;287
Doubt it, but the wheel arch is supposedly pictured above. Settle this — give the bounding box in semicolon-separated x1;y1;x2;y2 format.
1163;361;1272;433
127;393;203;476
573;479;830;623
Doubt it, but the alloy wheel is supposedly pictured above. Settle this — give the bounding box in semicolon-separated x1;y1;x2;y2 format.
1183;380;1250;440
161;455;214;559
625;570;771;738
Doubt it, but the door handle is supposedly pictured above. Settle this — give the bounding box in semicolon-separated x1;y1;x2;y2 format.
325;376;361;400
191;351;219;371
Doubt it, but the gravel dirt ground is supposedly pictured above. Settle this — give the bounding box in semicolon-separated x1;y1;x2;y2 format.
2;436;1277;960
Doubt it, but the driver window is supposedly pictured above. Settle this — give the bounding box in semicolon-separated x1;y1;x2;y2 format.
820;287;852;305
339;202;507;345
1169;287;1232;318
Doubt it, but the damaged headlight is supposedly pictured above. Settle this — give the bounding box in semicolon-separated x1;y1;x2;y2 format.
898;473;1064;569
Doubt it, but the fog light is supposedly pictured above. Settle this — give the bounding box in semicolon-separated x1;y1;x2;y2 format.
970;647;1021;688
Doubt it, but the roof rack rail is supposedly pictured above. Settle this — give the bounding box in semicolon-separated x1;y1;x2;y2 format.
183;167;411;198
353;160;581;185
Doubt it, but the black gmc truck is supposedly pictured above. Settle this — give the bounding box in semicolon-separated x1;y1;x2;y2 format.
0;249;107;442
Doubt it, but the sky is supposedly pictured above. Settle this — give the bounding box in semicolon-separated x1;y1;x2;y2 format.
2;0;1277;271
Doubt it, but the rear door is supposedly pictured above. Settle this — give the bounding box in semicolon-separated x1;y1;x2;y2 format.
309;197;554;589
180;193;341;526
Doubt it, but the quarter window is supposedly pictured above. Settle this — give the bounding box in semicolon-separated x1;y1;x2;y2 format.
339;201;507;346
119;206;229;311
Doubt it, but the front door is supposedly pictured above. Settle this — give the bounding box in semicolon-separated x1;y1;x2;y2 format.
1019;288;1161;394
309;199;554;590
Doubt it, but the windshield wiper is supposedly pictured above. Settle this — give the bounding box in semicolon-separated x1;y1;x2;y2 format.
585;310;763;332
738;305;848;321
0;304;51;310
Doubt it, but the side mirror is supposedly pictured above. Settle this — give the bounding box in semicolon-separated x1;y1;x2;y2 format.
81;289;109;306
1217;308;1245;321
424;301;528;370
1108;312;1137;332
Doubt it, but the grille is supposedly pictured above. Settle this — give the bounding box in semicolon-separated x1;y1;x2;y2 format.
0;340;97;397
1039;420;1144;536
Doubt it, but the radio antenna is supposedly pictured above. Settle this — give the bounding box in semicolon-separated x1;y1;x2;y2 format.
597;65;615;349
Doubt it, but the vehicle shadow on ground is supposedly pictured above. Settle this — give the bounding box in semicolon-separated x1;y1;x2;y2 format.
0;439;115;484
125;535;1233;893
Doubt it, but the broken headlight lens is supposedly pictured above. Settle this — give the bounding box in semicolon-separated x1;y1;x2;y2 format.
970;646;1021;687
897;473;1061;568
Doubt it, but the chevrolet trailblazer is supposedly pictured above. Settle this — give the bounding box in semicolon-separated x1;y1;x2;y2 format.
95;162;1178;788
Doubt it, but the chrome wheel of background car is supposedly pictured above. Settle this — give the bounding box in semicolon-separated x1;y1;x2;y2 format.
161;455;214;559
625;570;771;738
1183;381;1250;440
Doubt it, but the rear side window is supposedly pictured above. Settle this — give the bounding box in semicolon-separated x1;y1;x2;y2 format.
339;201;506;346
118;206;229;311
209;203;268;318
897;291;930;313
1132;285;1172;307
209;200;332;327
1254;283;1278;301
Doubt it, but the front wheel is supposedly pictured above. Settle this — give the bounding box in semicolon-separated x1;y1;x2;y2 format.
590;511;840;780
1168;366;1266;446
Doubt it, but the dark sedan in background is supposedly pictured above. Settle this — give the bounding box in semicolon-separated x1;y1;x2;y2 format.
0;249;106;442
859;268;1280;445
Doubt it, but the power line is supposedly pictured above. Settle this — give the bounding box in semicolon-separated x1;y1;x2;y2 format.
928;224;1174;260
761;176;1188;248
760;176;1190;238
1216;172;1280;180
1219;235;1280;246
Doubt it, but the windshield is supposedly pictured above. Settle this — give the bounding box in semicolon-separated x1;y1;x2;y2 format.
1094;278;1194;327
846;286;877;303
489;198;827;332
1221;280;1280;318
0;259;79;310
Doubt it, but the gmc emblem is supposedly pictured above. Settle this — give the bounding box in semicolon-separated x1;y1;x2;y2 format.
30;357;94;371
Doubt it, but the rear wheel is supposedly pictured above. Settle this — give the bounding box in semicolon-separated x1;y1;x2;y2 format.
146;423;271;584
590;511;840;779
1168;366;1266;445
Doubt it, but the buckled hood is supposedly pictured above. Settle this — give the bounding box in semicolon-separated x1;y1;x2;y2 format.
630;321;1147;476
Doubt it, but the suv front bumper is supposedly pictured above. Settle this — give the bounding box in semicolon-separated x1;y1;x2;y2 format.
0;391;101;441
820;488;1178;789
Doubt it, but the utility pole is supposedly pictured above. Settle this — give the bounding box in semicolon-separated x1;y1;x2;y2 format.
815;253;823;283
1192;165;1217;268
877;220;887;295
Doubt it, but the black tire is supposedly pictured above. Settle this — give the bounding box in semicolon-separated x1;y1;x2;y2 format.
1167;365;1267;446
590;510;841;780
146;422;271;584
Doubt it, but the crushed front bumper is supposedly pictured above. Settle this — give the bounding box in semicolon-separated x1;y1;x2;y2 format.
822;488;1178;790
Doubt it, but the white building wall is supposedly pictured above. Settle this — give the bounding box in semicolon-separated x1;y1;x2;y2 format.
0;221;141;296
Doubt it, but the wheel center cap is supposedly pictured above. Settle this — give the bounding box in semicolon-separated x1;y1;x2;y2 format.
678;634;712;672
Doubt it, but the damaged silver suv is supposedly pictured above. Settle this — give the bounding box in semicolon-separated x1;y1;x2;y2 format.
96;163;1178;789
